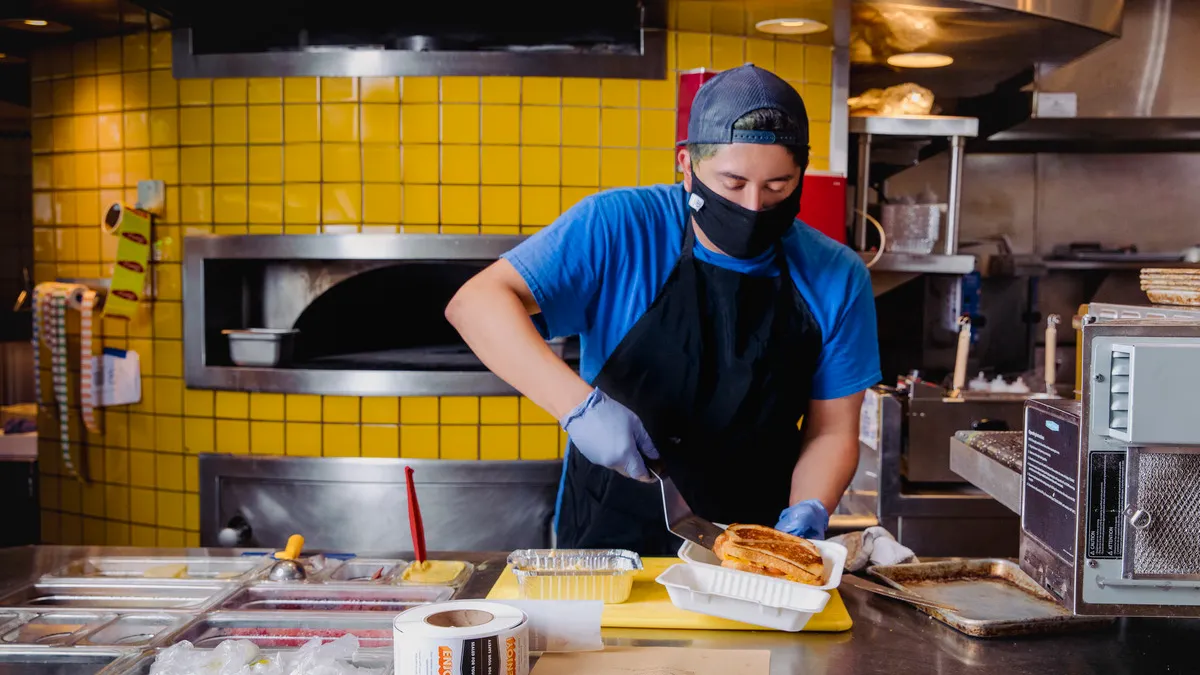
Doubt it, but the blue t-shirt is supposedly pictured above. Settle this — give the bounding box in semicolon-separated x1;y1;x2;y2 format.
502;182;881;401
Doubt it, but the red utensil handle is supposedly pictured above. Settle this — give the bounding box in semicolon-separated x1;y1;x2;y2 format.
405;466;427;564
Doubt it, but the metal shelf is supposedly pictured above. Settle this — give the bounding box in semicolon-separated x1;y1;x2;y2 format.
849;115;979;138
1044;260;1200;271
863;253;976;275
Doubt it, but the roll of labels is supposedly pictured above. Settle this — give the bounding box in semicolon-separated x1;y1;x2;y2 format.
394;601;531;675
30;202;152;482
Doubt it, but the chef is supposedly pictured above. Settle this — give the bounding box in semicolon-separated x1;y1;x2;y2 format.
446;65;881;555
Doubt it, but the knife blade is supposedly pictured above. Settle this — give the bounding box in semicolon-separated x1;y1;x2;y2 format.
650;466;725;551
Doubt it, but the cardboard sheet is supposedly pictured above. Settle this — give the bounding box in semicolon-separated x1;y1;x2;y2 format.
531;646;770;675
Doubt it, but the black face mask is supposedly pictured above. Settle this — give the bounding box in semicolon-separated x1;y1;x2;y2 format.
687;174;803;259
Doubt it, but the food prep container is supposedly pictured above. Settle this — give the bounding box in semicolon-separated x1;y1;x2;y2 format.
0;647;126;675
43;557;268;583
254;553;346;582
507;549;642;603
0;612;115;646
678;537;848;592
313;559;407;584
216;584;453;612
656;563;831;632
0;583;229;611
222;328;298;367
105;647;395;675
75;614;187;647
167;612;395;649
395;560;473;588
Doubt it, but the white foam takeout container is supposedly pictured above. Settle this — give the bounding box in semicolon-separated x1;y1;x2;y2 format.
660;531;848;631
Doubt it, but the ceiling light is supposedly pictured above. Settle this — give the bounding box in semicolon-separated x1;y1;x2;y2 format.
0;17;70;32
23;19;48;26
755;18;829;36
887;52;954;68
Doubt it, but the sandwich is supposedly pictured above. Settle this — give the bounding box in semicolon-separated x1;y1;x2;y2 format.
712;523;825;585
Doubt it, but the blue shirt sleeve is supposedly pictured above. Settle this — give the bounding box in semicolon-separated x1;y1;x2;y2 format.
811;261;881;400
500;196;609;340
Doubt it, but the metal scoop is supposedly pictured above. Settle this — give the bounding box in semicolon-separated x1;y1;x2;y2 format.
267;534;307;581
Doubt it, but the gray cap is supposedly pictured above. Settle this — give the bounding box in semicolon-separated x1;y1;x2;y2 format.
681;64;809;147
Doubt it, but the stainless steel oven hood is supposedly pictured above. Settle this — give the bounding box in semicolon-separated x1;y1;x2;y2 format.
183;234;562;397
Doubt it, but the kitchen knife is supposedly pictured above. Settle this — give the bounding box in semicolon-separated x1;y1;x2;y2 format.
649;464;725;551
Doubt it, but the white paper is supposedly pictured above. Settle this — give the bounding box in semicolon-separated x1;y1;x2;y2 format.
492;600;603;653
95;349;141;407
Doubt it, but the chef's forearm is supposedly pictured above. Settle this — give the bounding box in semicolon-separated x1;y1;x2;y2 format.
788;432;859;514
446;264;593;420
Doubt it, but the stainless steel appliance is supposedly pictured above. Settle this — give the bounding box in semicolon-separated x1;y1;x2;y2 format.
1020;319;1200;616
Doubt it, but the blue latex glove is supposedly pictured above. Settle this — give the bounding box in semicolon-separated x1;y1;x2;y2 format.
560;388;659;482
775;499;830;540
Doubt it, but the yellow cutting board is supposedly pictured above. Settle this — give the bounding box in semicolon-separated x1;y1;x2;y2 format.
486;557;852;632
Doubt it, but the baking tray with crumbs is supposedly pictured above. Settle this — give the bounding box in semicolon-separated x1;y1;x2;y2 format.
867;559;1113;637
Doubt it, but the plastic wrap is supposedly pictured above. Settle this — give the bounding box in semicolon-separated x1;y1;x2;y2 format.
149;635;385;675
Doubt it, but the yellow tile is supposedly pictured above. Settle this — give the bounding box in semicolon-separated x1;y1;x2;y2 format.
322;396;359;423
438;397;478;424
440;426;478;460
180;147;212;185
521;186;560;226
97;113;122;149
286;422;322;456
322;183;361;223
441;185;479;226
31;81;52;117
184;455;200;491
521;146;560;185
442;104;480;144
149;70;178;108
400;426;439;458
640;149;677;186
521;77;560;105
363;183;402;223
805;45;833;84
601;148;638;187
131;523;156;545
480;105;519;145
361;425;399;458
216;419;250;454
638;77;676;112
249;186;283;222
130;450;156;485
361;77;399;103
52;154;75;189
480;426;519;460
183;417;213;454
562;148;600;187
74;152;99;188
249;146;283;184
481;77;521;104
403;184;439;224
520;426;559;459
677;32;712;70
248;78;283;104
54;226;77;259
214;106;248;144
519;396;557;424
32;157;51;190
155;453;183;491
150;109;179;147
251;421;285;455
151;147;179;183
441;145;479;184
323;425;360;457
286;394;322;421
402;144;439;184
124;150;150;186
284;104;319;142
153;300;183;336
363;145;401;183
184;388;213;416
562;107;600;146
810;121;831;160
178;79;211;106
51;79;74;116
74;40;97;74
480;186;519;226
156;378;183;415
105;484;129;521
31;119;52;154
746;39;775;71
601;80;639;108
159;528;186;547
95;36;121;73
154;411;184;456
402;76;439;102
319;76;357;102
157;491;184;528
245;393;284;421
640;109;676;149
285;143;321;182
323;103;360;142
362;104;399;143
154;341;183;377
129;487;156;525
401;104;439;144
400;397;439;424
521;107;560;145
248;105;283;143
214;79;248;104
120;112;147;149
122;71;149;109
215;185;248;223
712;35;746;71
149;30;172;68
361;398;400;424
284;184;320;224
284;77;318;103
214;146;248;184
440;76;479;103
215;391;249;418
601;108;638;147
803;84;832;123
74;76;98;113
561;78;600;106
323;143;361;182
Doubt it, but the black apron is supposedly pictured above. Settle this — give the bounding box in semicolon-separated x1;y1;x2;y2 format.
556;212;825;556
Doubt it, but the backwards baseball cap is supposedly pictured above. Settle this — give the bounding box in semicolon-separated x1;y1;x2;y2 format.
681;64;809;148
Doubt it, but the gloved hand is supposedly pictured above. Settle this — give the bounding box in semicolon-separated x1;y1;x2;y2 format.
560;388;659;482
775;499;830;540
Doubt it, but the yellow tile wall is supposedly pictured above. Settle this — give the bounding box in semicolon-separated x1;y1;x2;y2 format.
30;1;838;545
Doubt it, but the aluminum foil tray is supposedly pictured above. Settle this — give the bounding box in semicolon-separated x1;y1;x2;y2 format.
508;549;641;603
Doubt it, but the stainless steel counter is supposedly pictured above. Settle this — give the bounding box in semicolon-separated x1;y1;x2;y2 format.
1;546;1197;675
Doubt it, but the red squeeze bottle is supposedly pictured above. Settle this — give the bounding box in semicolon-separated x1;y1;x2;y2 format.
405;466;427;564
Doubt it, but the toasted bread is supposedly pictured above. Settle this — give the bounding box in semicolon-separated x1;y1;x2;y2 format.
712;523;825;585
